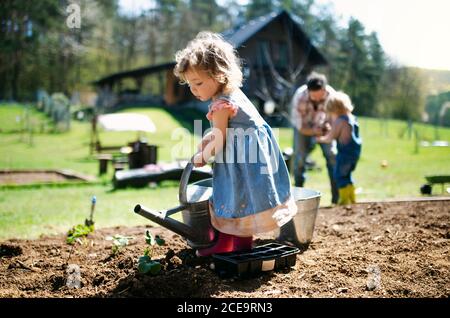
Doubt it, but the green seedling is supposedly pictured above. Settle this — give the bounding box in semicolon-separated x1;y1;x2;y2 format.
66;223;94;245
67;195;97;245
107;234;134;255
137;230;165;275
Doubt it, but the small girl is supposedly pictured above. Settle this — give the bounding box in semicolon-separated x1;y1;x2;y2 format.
317;92;362;205
174;32;297;256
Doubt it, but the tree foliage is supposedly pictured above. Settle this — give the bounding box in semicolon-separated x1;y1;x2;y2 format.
425;91;450;127
0;0;432;123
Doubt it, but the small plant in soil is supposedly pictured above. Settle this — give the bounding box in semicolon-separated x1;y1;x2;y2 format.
66;196;97;245
137;230;165;275
106;234;134;255
66;223;94;245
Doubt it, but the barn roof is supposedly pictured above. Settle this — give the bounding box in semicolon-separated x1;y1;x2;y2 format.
222;10;327;65
93;62;176;86
221;12;280;47
93;10;326;86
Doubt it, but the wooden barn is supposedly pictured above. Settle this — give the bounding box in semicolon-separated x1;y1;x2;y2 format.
93;10;327;114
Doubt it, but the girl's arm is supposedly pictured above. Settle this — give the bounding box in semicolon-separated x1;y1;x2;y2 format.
193;101;231;167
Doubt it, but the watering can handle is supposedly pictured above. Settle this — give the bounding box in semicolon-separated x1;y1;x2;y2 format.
178;157;195;205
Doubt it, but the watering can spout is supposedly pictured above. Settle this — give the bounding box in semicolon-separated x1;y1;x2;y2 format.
133;204;196;241
133;159;218;249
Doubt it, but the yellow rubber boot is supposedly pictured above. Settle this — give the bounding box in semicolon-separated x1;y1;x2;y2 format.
338;187;350;205
348;184;356;203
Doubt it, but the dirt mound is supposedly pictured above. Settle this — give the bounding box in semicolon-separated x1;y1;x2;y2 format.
0;200;449;298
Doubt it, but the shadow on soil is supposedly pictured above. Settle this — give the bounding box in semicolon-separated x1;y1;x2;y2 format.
95;238;305;298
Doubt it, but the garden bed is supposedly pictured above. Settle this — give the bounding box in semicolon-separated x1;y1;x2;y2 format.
0;199;449;298
0;170;96;187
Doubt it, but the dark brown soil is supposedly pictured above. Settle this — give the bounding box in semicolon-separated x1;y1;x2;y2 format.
1;200;449;298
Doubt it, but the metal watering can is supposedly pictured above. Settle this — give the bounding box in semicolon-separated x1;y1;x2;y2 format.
134;159;322;250
133;160;218;249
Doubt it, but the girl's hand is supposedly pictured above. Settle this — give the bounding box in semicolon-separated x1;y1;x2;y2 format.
195;105;231;166
197;133;213;152
192;152;207;167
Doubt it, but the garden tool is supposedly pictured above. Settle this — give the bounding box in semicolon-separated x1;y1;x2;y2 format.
85;196;96;227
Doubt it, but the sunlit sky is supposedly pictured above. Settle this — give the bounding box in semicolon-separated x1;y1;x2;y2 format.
119;0;450;70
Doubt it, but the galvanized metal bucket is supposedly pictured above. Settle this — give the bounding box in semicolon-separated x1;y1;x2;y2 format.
274;188;321;249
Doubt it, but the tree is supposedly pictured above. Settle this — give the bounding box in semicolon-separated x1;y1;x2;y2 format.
0;0;60;100
426;91;450;127
0;0;119;100
305;3;347;90
217;0;246;29
2;0;427;126
382;65;427;121
340;18;370;115
246;0;276;20
365;31;385;116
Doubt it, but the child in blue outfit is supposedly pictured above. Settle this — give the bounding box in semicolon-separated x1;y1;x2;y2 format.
317;92;362;205
174;32;297;256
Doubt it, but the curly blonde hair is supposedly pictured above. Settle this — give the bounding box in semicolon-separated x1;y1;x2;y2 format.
326;91;354;114
174;31;243;93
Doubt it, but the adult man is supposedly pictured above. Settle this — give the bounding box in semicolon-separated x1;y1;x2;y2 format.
291;72;339;204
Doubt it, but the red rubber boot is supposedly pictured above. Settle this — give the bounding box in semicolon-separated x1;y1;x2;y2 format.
233;236;253;252
196;232;235;257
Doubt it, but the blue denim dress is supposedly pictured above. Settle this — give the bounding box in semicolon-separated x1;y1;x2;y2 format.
207;89;293;227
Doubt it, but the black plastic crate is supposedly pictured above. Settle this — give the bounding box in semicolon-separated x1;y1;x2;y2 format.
212;243;300;278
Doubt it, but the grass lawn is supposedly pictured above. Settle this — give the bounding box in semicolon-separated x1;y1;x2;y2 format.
0;103;449;240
